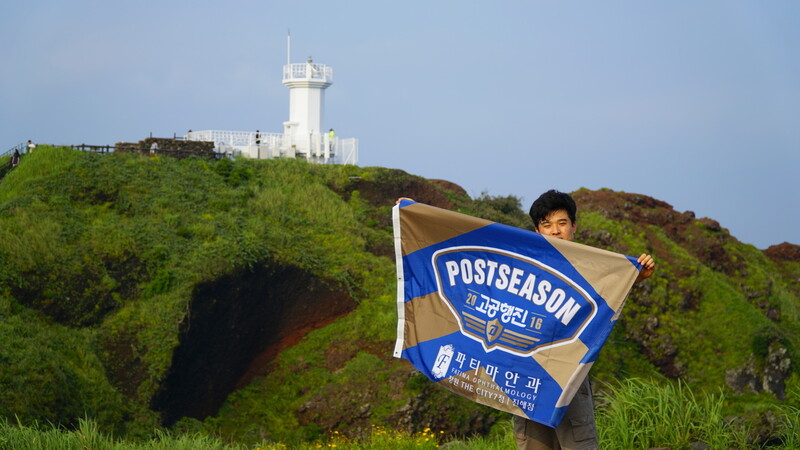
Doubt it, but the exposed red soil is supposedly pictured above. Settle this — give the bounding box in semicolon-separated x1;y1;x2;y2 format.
151;264;356;425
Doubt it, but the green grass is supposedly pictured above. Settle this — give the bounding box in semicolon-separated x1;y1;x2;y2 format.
5;378;800;448
0;417;248;449
596;378;750;449
2;147;800;446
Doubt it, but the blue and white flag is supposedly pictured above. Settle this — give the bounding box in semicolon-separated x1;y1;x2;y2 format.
392;200;642;427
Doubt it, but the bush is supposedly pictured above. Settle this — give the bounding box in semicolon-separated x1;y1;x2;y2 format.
0;299;127;433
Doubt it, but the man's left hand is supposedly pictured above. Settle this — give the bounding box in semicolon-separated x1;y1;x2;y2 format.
635;254;656;284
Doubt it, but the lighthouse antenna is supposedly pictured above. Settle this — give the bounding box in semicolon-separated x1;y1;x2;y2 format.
287;29;291;65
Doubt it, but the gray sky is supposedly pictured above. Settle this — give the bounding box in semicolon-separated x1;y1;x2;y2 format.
2;1;798;249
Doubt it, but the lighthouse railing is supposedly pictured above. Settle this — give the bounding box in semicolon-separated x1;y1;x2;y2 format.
336;138;358;165
282;63;333;83
187;130;283;147
186;129;356;165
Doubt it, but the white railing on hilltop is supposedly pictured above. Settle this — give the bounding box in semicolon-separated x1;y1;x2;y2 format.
1;142;27;158
337;138;358;165
188;130;283;148
186;130;357;165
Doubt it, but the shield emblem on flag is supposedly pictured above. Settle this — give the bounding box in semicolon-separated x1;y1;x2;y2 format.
486;319;502;343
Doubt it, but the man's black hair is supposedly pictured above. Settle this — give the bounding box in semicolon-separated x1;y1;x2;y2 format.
528;189;577;229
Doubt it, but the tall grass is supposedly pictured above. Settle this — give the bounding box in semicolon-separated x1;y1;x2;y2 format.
0;418;509;450
596;378;750;449
777;403;800;449
4;379;800;448
0;419;450;449
0;418;241;449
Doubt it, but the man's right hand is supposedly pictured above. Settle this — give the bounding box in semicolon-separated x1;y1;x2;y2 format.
396;197;414;204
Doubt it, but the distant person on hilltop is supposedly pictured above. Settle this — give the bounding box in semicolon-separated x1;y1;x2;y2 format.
11;149;20;168
150;141;159;155
329;128;335;152
27;140;35;153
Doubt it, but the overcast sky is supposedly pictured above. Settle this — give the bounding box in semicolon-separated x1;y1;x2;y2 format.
2;1;798;249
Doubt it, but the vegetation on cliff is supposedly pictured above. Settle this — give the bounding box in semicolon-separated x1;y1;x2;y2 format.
1;147;799;447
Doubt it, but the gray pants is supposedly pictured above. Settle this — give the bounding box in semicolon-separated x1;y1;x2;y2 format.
513;376;598;450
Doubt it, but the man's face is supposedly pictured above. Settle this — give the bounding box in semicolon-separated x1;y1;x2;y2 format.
536;209;577;242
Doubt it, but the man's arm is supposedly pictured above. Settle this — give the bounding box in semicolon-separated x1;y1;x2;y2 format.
634;254;656;284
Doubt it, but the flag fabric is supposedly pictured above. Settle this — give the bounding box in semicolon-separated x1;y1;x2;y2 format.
392;200;642;428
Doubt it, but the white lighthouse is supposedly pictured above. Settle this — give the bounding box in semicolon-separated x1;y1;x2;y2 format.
282;57;332;156
186;42;358;165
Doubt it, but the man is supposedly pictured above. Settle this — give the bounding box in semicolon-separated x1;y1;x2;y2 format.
514;189;655;450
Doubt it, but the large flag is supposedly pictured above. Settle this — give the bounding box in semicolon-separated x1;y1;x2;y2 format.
392;200;642;428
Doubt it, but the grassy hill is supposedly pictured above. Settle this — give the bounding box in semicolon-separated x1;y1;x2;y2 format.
1;147;799;447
